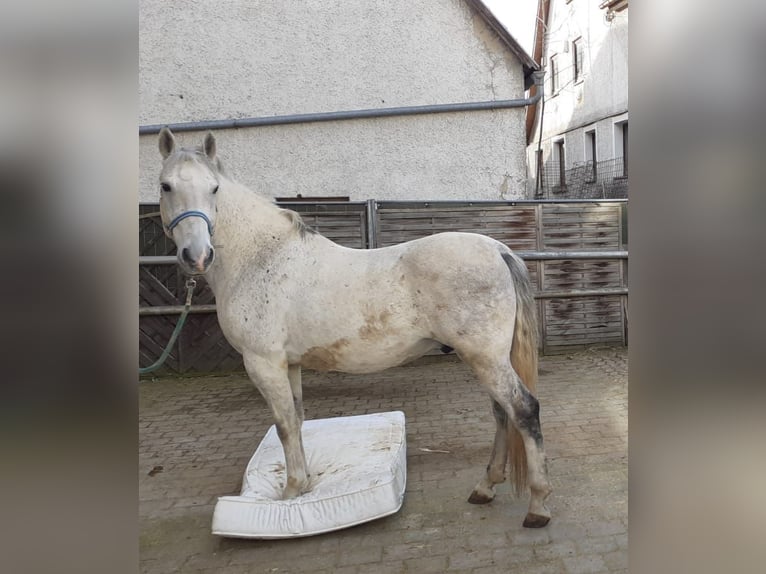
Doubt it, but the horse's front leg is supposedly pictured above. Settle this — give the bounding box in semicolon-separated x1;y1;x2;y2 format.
288;364;304;427
244;352;309;499
287;364;308;483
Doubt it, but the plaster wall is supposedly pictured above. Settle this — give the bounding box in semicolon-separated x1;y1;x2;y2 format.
139;0;531;202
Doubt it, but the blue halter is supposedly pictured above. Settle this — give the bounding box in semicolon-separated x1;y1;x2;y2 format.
164;210;214;236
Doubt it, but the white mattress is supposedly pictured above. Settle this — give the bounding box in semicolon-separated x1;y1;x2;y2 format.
212;411;407;538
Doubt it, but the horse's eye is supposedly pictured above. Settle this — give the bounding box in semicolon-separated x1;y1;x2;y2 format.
212;185;219;194
160;182;171;193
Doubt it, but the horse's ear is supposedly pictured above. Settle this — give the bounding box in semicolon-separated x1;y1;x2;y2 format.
159;127;176;159
203;132;217;161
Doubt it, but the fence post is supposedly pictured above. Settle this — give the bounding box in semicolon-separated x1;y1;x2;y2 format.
535;203;547;353
366;199;378;249
620;202;629;345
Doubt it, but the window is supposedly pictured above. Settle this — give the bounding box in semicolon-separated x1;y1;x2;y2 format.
554;139;566;191
614;120;628;177
549;54;559;94
622;122;628;177
585;130;597;182
573;37;584;83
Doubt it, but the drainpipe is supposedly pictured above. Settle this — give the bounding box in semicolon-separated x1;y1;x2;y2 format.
139;72;546;135
534;94;546;197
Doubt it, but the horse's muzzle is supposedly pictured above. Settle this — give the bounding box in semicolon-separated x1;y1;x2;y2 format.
180;245;215;274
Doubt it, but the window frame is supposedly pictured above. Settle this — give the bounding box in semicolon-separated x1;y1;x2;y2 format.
573;37;584;83
584;129;597;183
613;120;629;179
549;53;559;94
554;139;567;192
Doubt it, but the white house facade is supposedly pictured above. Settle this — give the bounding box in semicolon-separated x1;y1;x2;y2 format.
139;0;538;203
526;0;628;198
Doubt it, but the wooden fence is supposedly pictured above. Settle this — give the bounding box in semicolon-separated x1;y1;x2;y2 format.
139;200;627;375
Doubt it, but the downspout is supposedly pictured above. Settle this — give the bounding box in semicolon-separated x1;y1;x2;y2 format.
535;95;546;197
139;72;546;135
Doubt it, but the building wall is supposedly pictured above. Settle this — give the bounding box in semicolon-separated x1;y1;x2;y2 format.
139;0;530;203
526;1;628;194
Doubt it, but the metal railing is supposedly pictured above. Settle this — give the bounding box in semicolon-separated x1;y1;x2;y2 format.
140;199;628;369
533;156;628;199
139;249;627;315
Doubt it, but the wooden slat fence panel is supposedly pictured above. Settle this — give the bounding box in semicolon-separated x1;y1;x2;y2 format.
138;202;368;375
539;203;625;352
178;312;243;372
544;297;625;348
376;204;539;250
376;203;542;293
541;204;622;250
286;203;368;249
139;201;627;374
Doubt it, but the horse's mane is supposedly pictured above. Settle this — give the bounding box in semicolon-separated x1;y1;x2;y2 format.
179;149;316;239
279;208;317;238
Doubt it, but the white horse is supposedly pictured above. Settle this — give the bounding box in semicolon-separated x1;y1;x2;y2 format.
156;128;552;528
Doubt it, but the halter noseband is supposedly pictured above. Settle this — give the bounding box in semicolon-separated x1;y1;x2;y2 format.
164;210;214;236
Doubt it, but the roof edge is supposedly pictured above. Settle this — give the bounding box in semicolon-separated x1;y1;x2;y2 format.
465;0;540;75
599;0;629;13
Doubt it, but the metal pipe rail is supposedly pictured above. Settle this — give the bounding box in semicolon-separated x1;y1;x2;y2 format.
139;250;628;316
371;198;628;206
140;304;217;316
140;251;627;267
514;250;627;260
139;72;546;135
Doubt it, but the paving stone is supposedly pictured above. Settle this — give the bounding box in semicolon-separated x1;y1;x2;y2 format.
338;546;383;566
563;554;608;574
403;554;448;573
446;548;494;570
139;347;627;574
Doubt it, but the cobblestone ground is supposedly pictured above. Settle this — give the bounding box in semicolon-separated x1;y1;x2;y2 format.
139;347;627;573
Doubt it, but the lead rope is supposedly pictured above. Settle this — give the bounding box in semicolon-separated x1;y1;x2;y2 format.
139;278;197;375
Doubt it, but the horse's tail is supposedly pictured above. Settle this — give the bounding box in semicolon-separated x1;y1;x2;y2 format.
502;251;539;496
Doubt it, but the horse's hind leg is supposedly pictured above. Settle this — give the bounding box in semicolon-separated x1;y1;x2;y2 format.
467;355;552;527
244;353;309;499
510;380;552;528
468;399;508;504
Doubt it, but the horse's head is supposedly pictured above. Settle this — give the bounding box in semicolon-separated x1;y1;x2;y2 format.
158;127;219;275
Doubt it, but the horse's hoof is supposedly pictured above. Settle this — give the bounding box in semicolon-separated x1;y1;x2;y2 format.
467;490;494;504
283;477;308;499
522;513;551;528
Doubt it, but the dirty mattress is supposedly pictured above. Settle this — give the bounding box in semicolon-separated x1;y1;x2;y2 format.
212;411;407;538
